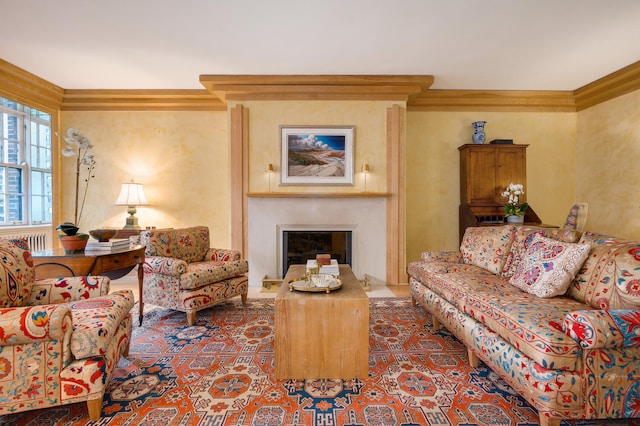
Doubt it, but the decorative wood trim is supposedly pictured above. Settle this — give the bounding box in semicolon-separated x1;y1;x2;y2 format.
230;105;249;256
386;104;407;285
574;60;640;111
247;192;389;198
199;75;434;102
0;59;63;111
61;89;226;111
408;89;576;112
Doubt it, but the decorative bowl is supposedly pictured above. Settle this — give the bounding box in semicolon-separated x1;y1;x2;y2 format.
310;273;337;288
89;229;118;242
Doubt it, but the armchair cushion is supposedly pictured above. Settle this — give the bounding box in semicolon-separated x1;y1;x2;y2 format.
180;260;249;291
0;238;35;308
68;290;134;359
141;226;210;263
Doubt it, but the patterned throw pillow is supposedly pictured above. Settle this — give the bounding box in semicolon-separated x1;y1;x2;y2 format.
0;238;35;307
460;225;515;274
509;234;590;298
501;227;546;278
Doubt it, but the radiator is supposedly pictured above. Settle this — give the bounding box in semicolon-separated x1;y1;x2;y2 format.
0;227;52;251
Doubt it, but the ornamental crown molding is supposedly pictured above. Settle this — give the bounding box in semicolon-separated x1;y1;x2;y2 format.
199;75;435;102
574;60;640;111
60;89;225;111
0;59;63;111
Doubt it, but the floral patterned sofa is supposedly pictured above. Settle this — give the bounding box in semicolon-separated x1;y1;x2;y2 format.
407;225;640;426
140;226;248;325
0;238;134;420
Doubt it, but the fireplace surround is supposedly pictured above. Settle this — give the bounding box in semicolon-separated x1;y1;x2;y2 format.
247;196;386;287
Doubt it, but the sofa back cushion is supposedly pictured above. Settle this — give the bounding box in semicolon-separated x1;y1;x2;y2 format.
141;226;210;263
460;225;515;274
0;238;35;307
569;231;640;310
509;234;590;298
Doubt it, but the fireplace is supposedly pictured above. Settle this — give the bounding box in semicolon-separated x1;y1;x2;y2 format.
281;229;352;275
248;196;385;285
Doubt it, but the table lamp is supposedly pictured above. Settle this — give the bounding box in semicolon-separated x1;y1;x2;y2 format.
115;181;149;229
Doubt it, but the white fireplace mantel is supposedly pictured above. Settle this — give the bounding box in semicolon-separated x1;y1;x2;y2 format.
247;196;386;287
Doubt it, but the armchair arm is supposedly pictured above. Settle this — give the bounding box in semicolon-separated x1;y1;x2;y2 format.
563;310;640;349
421;250;463;263
28;276;111;305
205;248;241;262
143;256;188;276
0;304;71;345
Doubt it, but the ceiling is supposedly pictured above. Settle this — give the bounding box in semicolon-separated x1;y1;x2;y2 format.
2;0;640;92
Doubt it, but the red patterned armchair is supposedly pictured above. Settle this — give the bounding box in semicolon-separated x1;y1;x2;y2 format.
0;238;134;420
140;226;248;325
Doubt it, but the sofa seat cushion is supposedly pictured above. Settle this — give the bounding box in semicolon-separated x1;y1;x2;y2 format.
407;261;492;287
449;274;590;371
180;260;249;291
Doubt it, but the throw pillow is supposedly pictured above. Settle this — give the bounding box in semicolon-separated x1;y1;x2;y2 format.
501;227;545;278
0;238;35;308
509;234;590;298
460;225;515;275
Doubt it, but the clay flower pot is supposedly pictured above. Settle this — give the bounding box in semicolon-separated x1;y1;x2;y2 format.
59;234;89;254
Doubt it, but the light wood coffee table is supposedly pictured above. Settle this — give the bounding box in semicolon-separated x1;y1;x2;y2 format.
275;264;369;380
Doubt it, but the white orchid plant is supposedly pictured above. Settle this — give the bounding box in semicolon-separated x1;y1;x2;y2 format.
501;182;528;216
60;128;96;228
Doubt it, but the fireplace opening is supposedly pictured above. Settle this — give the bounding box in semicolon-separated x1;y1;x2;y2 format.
282;230;352;275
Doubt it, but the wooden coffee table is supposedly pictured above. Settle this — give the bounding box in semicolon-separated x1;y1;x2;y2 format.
275;264;369;380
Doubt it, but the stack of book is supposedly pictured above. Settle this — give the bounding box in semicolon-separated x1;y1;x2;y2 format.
85;238;130;251
306;259;340;276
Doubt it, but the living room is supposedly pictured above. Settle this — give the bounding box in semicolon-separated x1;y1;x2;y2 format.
2;2;640;425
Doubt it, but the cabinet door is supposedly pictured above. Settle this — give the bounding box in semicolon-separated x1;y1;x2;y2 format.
496;148;526;203
459;144;528;205
461;147;497;204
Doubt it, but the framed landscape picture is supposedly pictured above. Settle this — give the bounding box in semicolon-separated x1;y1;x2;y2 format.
280;126;354;185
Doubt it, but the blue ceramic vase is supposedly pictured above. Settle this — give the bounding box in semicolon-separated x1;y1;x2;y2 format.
472;121;486;144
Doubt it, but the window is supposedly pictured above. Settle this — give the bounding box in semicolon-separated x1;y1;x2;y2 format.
0;97;52;226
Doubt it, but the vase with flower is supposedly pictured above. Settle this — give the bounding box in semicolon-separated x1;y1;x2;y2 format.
56;128;96;253
501;182;528;224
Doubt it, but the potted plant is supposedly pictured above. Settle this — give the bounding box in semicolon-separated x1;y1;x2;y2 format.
56;222;90;254
501;182;528;224
57;128;96;253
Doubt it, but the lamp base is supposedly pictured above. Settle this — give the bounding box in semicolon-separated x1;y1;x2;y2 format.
123;205;141;229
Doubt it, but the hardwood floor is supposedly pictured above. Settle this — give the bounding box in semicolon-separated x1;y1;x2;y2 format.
387;285;410;298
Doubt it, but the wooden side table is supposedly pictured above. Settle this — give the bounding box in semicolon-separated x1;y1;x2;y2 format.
31;245;146;325
275;264;369;379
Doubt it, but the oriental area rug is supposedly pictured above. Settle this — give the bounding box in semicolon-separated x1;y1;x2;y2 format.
2;298;639;426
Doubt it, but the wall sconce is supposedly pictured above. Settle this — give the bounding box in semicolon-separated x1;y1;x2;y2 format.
114;180;149;229
265;163;274;192
361;163;370;192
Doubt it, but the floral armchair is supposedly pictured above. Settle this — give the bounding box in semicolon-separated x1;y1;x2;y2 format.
0;238;134;420
140;226;248;325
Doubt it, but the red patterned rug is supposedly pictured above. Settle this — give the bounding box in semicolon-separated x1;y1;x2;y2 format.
2;298;639;425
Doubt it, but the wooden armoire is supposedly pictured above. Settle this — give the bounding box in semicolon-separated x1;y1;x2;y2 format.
458;144;541;241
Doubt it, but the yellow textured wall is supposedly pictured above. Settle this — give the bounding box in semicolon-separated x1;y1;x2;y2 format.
406;111;577;262
59;111;231;245
576;89;640;240
239;100;395;194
